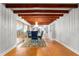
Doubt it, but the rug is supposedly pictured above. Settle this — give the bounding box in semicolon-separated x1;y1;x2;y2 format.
21;38;46;47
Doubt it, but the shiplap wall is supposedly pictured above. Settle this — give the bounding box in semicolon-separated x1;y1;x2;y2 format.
55;7;79;54
48;21;56;40
0;4;17;55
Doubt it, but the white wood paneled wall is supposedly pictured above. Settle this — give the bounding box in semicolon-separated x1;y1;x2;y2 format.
48;23;56;40
55;7;79;54
0;4;17;55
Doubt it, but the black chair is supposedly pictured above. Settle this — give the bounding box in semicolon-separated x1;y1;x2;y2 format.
38;31;43;39
31;31;38;40
31;31;38;44
27;31;31;38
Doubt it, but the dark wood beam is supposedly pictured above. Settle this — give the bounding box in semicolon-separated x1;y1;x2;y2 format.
20;16;60;18
13;10;69;13
5;4;78;8
18;14;63;16
21;16;60;18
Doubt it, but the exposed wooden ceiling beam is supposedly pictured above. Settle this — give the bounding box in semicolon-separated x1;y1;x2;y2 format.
20;16;60;18
18;14;63;16
13;10;69;13
5;4;78;8
21;16;60;18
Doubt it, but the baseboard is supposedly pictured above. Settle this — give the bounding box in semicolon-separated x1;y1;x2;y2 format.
0;43;17;56
55;39;79;55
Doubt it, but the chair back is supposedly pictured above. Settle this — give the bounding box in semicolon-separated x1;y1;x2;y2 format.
31;31;38;40
40;31;43;39
27;31;31;38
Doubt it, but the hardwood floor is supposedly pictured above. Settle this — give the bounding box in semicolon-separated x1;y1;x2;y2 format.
5;37;78;56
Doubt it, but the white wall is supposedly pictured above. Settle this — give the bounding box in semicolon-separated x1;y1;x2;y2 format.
0;4;18;55
48;21;56;40
55;7;79;54
48;25;51;39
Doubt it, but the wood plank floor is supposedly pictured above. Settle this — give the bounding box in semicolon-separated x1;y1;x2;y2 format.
5;37;78;56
